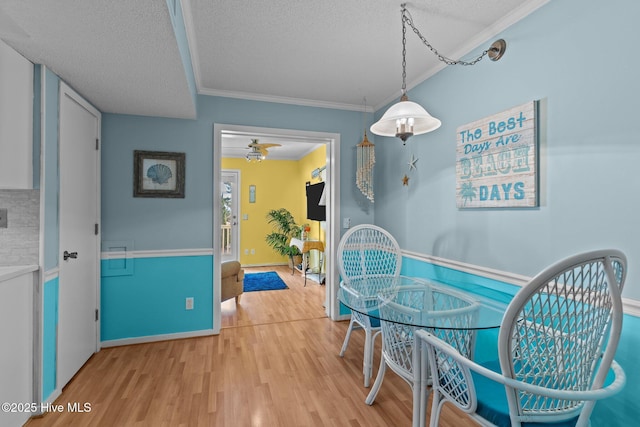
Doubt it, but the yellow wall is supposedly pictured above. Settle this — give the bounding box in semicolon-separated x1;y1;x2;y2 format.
222;143;326;266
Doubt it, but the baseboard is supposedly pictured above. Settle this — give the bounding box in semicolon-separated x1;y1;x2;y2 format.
101;329;216;348
29;388;62;417
241;262;288;268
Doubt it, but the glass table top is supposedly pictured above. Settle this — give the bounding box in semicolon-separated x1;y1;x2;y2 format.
338;275;508;330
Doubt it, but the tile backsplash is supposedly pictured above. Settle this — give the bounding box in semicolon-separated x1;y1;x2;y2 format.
0;190;39;266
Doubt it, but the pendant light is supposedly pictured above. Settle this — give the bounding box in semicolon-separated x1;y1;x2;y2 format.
371;4;506;144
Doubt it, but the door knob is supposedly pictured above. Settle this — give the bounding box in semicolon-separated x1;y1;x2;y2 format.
63;250;78;260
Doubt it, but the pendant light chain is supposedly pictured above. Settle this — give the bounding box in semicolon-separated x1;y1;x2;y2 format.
371;4;504;141
401;4;490;67
401;7;408;97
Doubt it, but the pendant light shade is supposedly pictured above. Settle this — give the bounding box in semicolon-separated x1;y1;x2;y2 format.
370;97;441;143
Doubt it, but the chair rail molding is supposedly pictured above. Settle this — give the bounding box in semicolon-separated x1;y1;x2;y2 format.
402;249;640;317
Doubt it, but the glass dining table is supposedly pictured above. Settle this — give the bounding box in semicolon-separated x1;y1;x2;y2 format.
338;275;508;329
338;275;509;427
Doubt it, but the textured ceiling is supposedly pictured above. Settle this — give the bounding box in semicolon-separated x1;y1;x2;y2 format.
186;0;548;110
0;0;196;119
0;0;548;157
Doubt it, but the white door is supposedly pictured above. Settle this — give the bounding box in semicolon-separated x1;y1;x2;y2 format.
221;170;240;262
57;83;100;389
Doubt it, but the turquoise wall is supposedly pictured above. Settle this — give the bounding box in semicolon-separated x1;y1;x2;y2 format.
371;0;640;301
42;277;58;401
101;255;213;341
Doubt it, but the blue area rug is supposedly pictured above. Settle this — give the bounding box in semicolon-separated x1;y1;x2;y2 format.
243;271;289;292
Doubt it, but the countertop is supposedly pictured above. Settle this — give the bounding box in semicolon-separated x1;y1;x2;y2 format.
0;265;38;283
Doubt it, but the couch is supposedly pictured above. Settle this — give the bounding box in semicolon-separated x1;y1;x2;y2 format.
221;260;244;304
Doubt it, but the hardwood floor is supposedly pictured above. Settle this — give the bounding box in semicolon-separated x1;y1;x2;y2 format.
25;265;476;427
220;265;327;329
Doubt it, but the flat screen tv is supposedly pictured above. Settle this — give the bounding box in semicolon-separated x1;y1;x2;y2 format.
306;182;326;221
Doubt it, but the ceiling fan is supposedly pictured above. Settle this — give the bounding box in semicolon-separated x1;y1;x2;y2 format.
246;139;280;162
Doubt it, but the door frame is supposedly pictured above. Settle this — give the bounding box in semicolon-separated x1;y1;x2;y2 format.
220;169;240;262
212;124;341;333
57;81;101;377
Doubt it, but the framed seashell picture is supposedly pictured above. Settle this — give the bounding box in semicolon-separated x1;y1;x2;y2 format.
133;150;185;198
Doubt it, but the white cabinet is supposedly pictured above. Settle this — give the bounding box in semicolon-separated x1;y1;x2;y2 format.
0;267;37;427
0;39;33;189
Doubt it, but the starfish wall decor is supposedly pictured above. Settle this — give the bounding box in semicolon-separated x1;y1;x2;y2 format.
408;154;418;171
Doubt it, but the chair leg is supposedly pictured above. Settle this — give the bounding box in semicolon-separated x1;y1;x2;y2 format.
428;392;443;427
363;329;372;387
235;294;241;304
365;356;387;405
339;318;355;357
363;329;380;387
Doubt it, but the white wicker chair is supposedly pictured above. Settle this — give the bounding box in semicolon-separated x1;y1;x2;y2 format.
338;224;402;387
416;249;627;427
365;284;479;425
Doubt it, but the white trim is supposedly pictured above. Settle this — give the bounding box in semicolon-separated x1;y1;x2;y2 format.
180;0;372;113
38;66;47;273
199;88;373;112
213;124;222;335
214;124;340;330
43;267;59;283
180;0;202;106
0;265;38;282
241;262;288;268
402;250;531;287
326;130;341;320
40;388;62;411
402;249;640;317
221;169;241;262
101;248;214;259
100;328;215;348
624;298;640;317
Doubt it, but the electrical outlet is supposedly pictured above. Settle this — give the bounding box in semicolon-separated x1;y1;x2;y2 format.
250;249;255;255
185;297;194;310
244;249;249;255
343;217;351;229
0;208;7;228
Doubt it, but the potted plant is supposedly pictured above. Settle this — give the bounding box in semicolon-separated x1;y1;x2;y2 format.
265;208;303;268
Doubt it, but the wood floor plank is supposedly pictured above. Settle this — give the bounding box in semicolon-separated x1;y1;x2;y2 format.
25;265;477;427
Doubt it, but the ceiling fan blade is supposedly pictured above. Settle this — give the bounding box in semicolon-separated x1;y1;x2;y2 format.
258;148;269;156
256;143;281;149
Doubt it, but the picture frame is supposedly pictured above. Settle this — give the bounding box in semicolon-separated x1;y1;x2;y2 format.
133;150;185;198
455;101;539;209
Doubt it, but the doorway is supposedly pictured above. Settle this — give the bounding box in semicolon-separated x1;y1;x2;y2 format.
213;124;341;334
